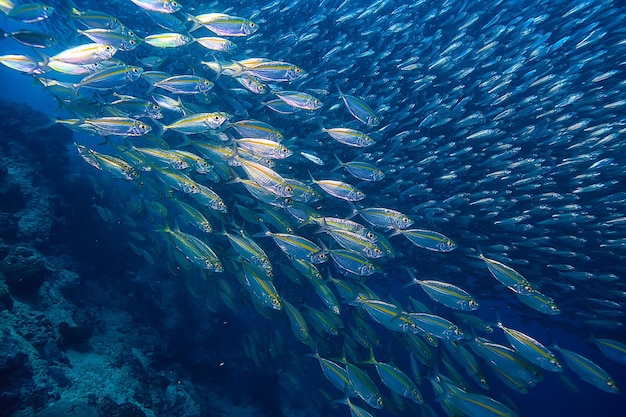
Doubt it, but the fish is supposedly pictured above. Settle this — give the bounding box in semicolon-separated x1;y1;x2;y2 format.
394;229;457;252
144;32;193;48
1;29;56;48
591;336;626;365
261;229;326;264
240;260;281;311
407;269;479;311
361;349;423;404
78;28;142;51
496;322;562;372
129;0;181;14
5;0;626;415
273;91;323;111
7;2;53;22
161;112;229;134
73;65;143;90
323;127;375;148
282;299;313;345
345;361;384;409
332;156;385;182
0;54;44;74
307;348;354;394
81;117;152;136
479;253;535;294
357;207;413;230
309;175;365;202
154;75;213;95
195;36;237;52
192;13;259;37
554;345;619;394
336;83;380;126
48;43;118;65
160;225;222;271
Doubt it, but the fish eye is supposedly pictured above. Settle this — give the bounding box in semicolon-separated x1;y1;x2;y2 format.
130;40;136;45
132;68;139;73
285;185;293;194
106;45;112;51
367;231;375;239
249;22;256;28
376;398;383;406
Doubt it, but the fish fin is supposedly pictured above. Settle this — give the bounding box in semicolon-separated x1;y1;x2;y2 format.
252;222;271;238
346;202;358;219
152;119;166;138
334;81;344;98
359;347;378;365
330;153;344;173
186;13;204;32
402;267;420;289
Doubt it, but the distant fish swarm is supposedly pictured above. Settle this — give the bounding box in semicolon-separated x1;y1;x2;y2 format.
2;0;626;416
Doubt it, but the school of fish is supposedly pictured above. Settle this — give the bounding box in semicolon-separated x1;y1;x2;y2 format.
2;0;626;416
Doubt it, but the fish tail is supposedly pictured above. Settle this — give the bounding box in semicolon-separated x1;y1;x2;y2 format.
186;13;203;33
152;119;166;137
69;7;82;18
330;153;343;172
334;80;344;97
402;267;419;289
305;343;321;360
252;222;271;238
495;310;504;328
346;201;358;220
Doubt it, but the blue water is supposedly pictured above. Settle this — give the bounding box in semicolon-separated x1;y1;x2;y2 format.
1;0;626;416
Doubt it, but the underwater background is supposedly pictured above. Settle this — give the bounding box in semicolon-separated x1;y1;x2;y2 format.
1;0;626;416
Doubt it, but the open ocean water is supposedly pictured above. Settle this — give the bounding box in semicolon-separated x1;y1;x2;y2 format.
1;0;626;416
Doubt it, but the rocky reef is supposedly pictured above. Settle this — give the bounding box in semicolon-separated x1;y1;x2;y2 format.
0;100;266;417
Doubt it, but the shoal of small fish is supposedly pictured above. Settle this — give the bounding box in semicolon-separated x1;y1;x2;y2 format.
2;0;626;416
